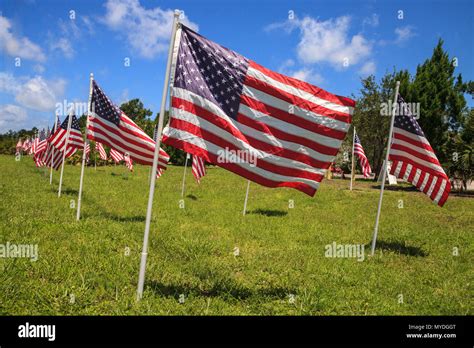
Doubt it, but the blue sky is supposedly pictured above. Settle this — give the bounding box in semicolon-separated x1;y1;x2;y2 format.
1;0;473;132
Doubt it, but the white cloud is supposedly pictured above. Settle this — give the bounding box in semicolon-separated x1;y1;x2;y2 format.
0;73;66;112
0;15;46;62
267;16;372;70
358;61;376;75
33;64;45;73
50;37;74;59
102;0;198;58
296;16;372;68
0;104;28;132
363;14;379;28
291;68;324;85
395;26;415;44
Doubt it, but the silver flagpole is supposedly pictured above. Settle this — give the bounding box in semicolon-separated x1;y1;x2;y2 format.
181;153;190;198
58;109;73;197
350;126;356;190
370;81;400;256
243;180;250;216
76;73;94;221
137;10;180;300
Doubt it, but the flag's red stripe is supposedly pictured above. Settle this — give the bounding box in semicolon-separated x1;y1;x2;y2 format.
393;131;434;153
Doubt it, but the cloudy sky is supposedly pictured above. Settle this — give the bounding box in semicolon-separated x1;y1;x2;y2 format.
1;0;473;132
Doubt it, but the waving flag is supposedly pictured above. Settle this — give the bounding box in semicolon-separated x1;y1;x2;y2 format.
16;139;23;152
192;156;206;183
110;148;124;163
389;95;451;206
84;143;90;162
33;129;48;167
95;141;107;160
87;80;169;170
354;132;371;178
162;25;354;196
124;153;133;171
50;115;84;152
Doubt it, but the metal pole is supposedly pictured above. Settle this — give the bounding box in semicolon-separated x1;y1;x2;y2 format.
243;180;250;216
58;110;73;197
137;10;180;300
350;126;356;191
370;81;400;256
76;73;94;221
181;153;190;198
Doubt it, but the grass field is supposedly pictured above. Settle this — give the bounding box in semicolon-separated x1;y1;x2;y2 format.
0;154;472;315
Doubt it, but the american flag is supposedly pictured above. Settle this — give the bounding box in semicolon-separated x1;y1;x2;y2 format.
43;118;60;168
87;80;169;170
50;115;84;152
84;143;91;162
389;95;451;206
95;141;107;160
354;131;371;178
156;168;163;179
33;129;48;167
124;152;133;171
22;138;31;152
110;147;124;163
162;25;354;196
16;139;23;152
192;155;206;183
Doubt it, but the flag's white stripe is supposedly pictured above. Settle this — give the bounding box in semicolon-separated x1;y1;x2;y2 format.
419;174;430;192
390;149;446;175
433;179;447;204
171;107;326;176
426;176;438;197
412;168;422;186
394;161;403;177
164;126;321;189
403;164;412;181
247;66;354;115
241;85;350;132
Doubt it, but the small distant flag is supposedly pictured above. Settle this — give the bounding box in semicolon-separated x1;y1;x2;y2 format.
96;141;107;160
124;153;133;171
110;148;124;163
389;95;451;206
50;115;84;152
16;139;23;152
354;132;372;178
87;80;169;170
192;156;206;183
85;143;91;162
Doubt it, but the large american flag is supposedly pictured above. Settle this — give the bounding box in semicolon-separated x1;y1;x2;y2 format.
192;155;206;183
162;25;354;196
354;131;371;178
50;115;84;152
87;80;169;170
389;95;451;206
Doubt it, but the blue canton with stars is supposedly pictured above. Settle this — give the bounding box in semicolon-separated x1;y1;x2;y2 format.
91;81;122;126
173;25;250;120
354;133;362;145
60;115;81;131
395;95;425;137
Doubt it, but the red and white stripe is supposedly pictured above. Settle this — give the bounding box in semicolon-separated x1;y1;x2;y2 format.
88;111;169;170
50;128;83;153
95;141;107;160
389;127;451;207
124;153;133;171
192;155;206;183
164;63;354;196
110;148;124;163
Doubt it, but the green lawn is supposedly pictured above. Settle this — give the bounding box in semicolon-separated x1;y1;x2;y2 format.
0;154;472;315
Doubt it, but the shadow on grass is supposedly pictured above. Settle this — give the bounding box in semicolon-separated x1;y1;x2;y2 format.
60;188;79;195
248;209;288;217
186;194;198;200
370;184;418;192
99;212;145;222
147;280;293;300
376;240;428;257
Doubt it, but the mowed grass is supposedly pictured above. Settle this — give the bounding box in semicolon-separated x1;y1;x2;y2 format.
0;154;472;315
